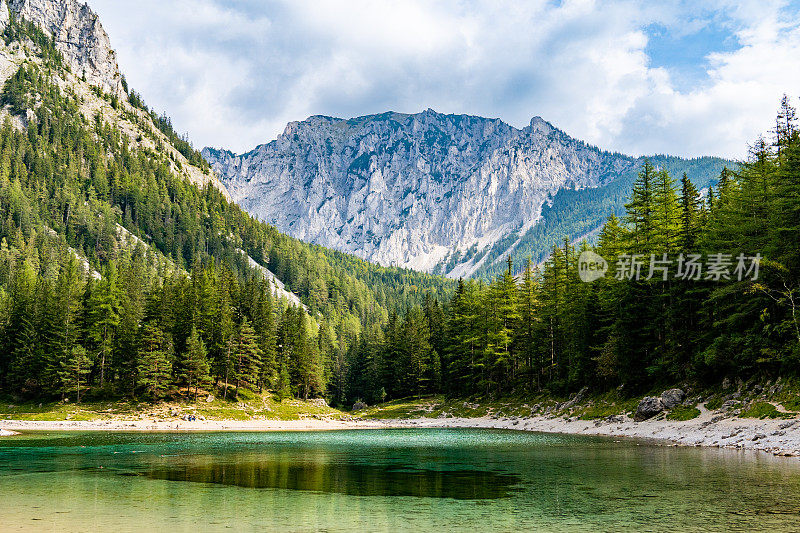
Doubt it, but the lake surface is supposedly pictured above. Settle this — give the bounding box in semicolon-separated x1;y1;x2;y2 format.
1;429;799;532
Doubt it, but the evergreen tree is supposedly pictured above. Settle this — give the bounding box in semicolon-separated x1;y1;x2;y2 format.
233;318;262;397
181;326;211;400
136;324;173;399
87;261;121;389
59;345;91;403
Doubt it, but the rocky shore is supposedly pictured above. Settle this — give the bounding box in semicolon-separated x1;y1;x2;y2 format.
3;405;799;457
396;407;800;457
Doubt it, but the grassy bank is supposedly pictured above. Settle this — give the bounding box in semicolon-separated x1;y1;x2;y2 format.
0;389;344;422
3;378;799;424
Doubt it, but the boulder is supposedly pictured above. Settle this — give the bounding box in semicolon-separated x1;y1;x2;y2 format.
634;396;664;421
352;401;367;411
559;386;589;412
660;388;685;409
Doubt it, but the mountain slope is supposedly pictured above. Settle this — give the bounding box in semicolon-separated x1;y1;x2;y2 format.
205;112;731;278
0;1;452;322
0;0;456;402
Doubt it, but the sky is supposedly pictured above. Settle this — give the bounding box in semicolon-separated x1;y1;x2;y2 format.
88;0;800;159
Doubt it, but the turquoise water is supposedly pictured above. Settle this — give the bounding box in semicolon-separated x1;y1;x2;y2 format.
1;429;799;532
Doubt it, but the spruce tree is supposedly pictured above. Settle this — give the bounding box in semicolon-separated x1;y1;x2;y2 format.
233;317;262;397
181;326;211;401
59;345;91;403
136;324;173;399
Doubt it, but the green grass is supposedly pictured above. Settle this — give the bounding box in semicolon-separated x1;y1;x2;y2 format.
358;396;448;419
0;392;345;422
571;391;640;420
772;378;800;411
780;397;800;411
705;397;723;410
666;405;701;421
740;401;796;420
358;395;545;420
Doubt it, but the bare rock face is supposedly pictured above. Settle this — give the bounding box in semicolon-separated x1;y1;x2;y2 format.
1;0;123;95
634;396;664;422
204;112;635;277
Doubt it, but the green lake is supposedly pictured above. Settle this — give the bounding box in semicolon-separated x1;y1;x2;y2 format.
1;429;799;532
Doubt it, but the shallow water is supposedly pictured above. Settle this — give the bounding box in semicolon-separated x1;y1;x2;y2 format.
1;429;799;532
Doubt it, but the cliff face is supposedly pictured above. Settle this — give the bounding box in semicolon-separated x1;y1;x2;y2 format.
1;0;123;95
204;111;636;276
0;0;230;199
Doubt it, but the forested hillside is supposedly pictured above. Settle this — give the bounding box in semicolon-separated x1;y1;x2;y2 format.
0;17;452;403
472;154;729;279
2;12;797;410
344;99;800;404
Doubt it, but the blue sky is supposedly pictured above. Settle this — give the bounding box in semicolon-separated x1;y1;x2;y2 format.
89;0;800;159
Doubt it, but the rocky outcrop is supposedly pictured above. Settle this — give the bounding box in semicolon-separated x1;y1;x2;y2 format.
0;0;123;95
204;111;635;276
661;388;686;409
634;396;664;421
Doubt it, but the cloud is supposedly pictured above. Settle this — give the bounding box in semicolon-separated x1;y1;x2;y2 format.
88;0;800;159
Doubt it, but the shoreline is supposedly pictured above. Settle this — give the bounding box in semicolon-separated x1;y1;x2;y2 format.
3;405;799;457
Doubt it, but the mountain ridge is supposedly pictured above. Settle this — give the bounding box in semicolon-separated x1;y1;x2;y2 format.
204;110;731;278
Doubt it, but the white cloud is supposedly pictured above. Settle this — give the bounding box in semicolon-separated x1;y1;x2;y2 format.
88;0;800;159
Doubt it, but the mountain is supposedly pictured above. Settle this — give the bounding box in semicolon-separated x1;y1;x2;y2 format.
1;0;122;95
204;112;732;278
0;0;455;402
0;0;230;200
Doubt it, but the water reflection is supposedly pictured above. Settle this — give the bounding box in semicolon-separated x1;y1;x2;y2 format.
147;458;523;499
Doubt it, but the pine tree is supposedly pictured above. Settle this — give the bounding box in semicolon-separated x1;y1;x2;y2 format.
652;169;680;252
233;317;262;397
678;173;702;250
402;306;431;398
136;324;173;399
59;345;91;403
253;279;277;390
181;326;211;401
87;261;121;389
55;253;84;363
625;160;657;250
517;258;540;390
5;259;37;392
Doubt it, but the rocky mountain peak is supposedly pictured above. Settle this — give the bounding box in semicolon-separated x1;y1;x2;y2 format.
0;0;123;95
203;110;640;277
527;115;555;136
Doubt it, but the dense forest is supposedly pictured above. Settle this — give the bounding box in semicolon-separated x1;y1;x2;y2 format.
471;154;731;280
0;19;451;404
1;18;798;408
345;98;800;404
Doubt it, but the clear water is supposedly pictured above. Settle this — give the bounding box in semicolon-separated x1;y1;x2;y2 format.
1;429;799;532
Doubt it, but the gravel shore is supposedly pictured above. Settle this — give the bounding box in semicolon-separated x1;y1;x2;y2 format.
397;407;800;457
3;404;799;457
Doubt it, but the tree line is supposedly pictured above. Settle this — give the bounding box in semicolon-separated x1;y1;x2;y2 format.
0;28;450;403
344;98;800;403
1;21;798;406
